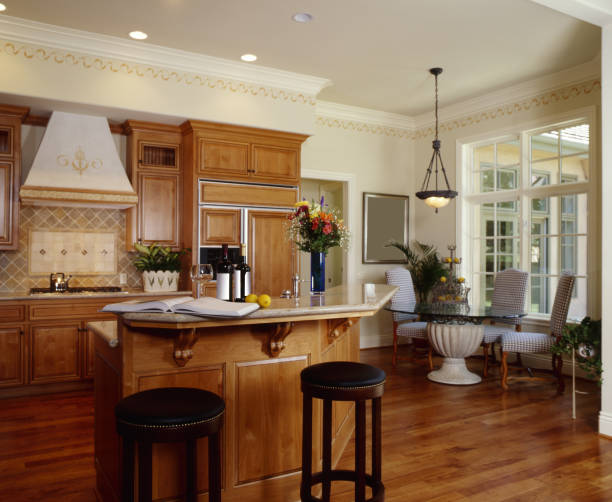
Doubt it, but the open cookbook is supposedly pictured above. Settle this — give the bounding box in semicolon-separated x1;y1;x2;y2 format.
101;296;260;317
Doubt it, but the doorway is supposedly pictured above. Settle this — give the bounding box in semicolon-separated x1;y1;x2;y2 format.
299;179;346;288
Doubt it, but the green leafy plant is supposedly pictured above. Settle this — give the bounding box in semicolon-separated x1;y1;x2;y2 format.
385;240;447;303
133;242;187;272
551;317;602;384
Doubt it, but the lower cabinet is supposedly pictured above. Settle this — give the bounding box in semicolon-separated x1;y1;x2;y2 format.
30;322;82;384
0;325;25;388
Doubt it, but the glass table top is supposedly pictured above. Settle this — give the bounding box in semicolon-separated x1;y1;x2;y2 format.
385;302;526;321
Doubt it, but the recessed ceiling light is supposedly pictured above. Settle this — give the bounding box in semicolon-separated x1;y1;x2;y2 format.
292;13;313;23
129;31;148;40
241;54;257;62
0;4;7;12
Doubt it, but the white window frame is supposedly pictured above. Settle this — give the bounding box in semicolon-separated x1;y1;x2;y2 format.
456;106;597;321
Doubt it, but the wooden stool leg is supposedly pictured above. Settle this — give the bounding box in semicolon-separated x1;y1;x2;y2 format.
208;432;222;502
137;442;152;502
300;392;313;501
322;399;332;501
372;397;382;486
186;439;198;502
355;400;366;502
121;437;135;502
392;323;398;368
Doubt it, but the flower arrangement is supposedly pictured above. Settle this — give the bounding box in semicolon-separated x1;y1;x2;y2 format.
286;197;350;254
432;245;469;304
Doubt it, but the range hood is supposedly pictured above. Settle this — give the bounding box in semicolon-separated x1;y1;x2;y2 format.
20;111;138;208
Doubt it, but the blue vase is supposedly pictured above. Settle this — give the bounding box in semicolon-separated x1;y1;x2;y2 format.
310;252;326;294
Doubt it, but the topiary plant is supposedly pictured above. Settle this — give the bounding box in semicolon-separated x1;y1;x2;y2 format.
133;242;186;272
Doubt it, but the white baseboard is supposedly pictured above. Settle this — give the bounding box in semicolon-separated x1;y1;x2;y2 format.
360;333;394;349
599;411;612;437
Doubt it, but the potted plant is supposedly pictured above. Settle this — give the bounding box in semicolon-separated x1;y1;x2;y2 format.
551;317;602;385
133;242;186;292
385;240;447;303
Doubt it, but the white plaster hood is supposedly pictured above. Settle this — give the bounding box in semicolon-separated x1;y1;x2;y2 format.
20;111;138;208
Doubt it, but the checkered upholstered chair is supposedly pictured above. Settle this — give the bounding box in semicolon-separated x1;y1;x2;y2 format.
385;268;430;370
500;274;575;393
482;268;528;377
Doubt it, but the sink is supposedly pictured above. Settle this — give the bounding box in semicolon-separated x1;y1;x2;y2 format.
29;286;124;295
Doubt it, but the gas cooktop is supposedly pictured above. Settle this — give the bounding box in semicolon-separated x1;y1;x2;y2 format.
29;286;124;295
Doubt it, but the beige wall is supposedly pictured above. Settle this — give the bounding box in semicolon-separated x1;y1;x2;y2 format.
302;120;415;348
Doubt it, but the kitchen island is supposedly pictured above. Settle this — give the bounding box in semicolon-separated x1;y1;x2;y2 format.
91;283;396;502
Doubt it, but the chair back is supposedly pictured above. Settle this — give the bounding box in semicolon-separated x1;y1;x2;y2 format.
491;268;528;326
549;274;575;337
385;267;417;322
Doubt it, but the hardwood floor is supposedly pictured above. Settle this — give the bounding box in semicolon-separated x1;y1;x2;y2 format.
0;348;609;501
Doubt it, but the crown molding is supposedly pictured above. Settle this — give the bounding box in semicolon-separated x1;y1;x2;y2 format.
530;0;612;27
0;15;332;97
413;57;601;130
316;100;415;131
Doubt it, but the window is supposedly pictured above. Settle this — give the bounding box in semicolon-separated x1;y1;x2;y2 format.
463;118;592;319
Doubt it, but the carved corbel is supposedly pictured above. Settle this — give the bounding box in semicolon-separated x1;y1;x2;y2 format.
265;322;294;357
328;318;356;343
173;328;199;367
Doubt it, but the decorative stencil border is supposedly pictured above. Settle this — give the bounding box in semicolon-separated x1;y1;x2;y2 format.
315;79;600;139
413;79;601;139
0;40;317;106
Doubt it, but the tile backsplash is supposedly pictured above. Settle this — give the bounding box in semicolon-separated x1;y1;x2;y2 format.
0;206;141;292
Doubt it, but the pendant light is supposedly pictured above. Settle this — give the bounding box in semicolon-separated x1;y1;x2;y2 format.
416;67;457;213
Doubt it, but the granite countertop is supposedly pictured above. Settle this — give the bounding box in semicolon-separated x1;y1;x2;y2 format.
0;289;192;301
87;320;118;347
120;283;398;326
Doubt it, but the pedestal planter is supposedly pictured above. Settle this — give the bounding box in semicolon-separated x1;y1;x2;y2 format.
427;323;484;385
142;270;180;292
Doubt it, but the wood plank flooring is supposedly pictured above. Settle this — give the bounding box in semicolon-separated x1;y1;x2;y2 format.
0;348;609;501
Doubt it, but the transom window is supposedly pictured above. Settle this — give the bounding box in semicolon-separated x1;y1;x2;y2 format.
463;118;592;320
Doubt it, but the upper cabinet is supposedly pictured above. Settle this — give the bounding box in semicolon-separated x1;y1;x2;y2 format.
183;120;308;186
124;121;182;251
0;105;28;250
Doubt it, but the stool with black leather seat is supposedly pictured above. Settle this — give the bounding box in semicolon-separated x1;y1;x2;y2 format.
300;361;385;502
115;387;225;502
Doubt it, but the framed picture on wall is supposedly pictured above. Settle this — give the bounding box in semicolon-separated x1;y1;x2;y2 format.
362;192;409;264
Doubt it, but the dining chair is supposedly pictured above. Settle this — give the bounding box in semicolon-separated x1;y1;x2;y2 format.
500;273;575;392
385;268;430;370
482;268;528;377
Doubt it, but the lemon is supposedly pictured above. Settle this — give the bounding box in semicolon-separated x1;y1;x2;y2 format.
257;294;271;308
245;294;258;303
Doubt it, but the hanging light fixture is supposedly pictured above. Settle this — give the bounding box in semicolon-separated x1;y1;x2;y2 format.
416;67;457;213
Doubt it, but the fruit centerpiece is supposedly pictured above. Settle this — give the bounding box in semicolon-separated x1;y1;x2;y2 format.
432;245;470;304
285;197;350;294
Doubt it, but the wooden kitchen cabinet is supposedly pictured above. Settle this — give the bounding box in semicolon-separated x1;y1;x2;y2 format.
0;325;25;387
138;172;180;247
0;105;28;250
185;120;307;186
199;207;241;245
248;210;295;297
199;138;249;178
124;120;182;251
30;322;81;384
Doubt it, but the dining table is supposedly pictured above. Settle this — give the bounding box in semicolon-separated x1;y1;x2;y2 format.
385;302;526;385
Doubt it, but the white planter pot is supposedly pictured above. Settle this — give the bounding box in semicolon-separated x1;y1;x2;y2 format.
142;270;180;292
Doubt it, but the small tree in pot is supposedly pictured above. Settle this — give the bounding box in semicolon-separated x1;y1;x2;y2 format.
133;243;186;292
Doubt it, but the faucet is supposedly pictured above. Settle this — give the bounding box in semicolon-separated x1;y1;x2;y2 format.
50;273;72;292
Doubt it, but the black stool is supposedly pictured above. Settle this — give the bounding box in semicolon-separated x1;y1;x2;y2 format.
300;362;385;502
115;387;224;502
